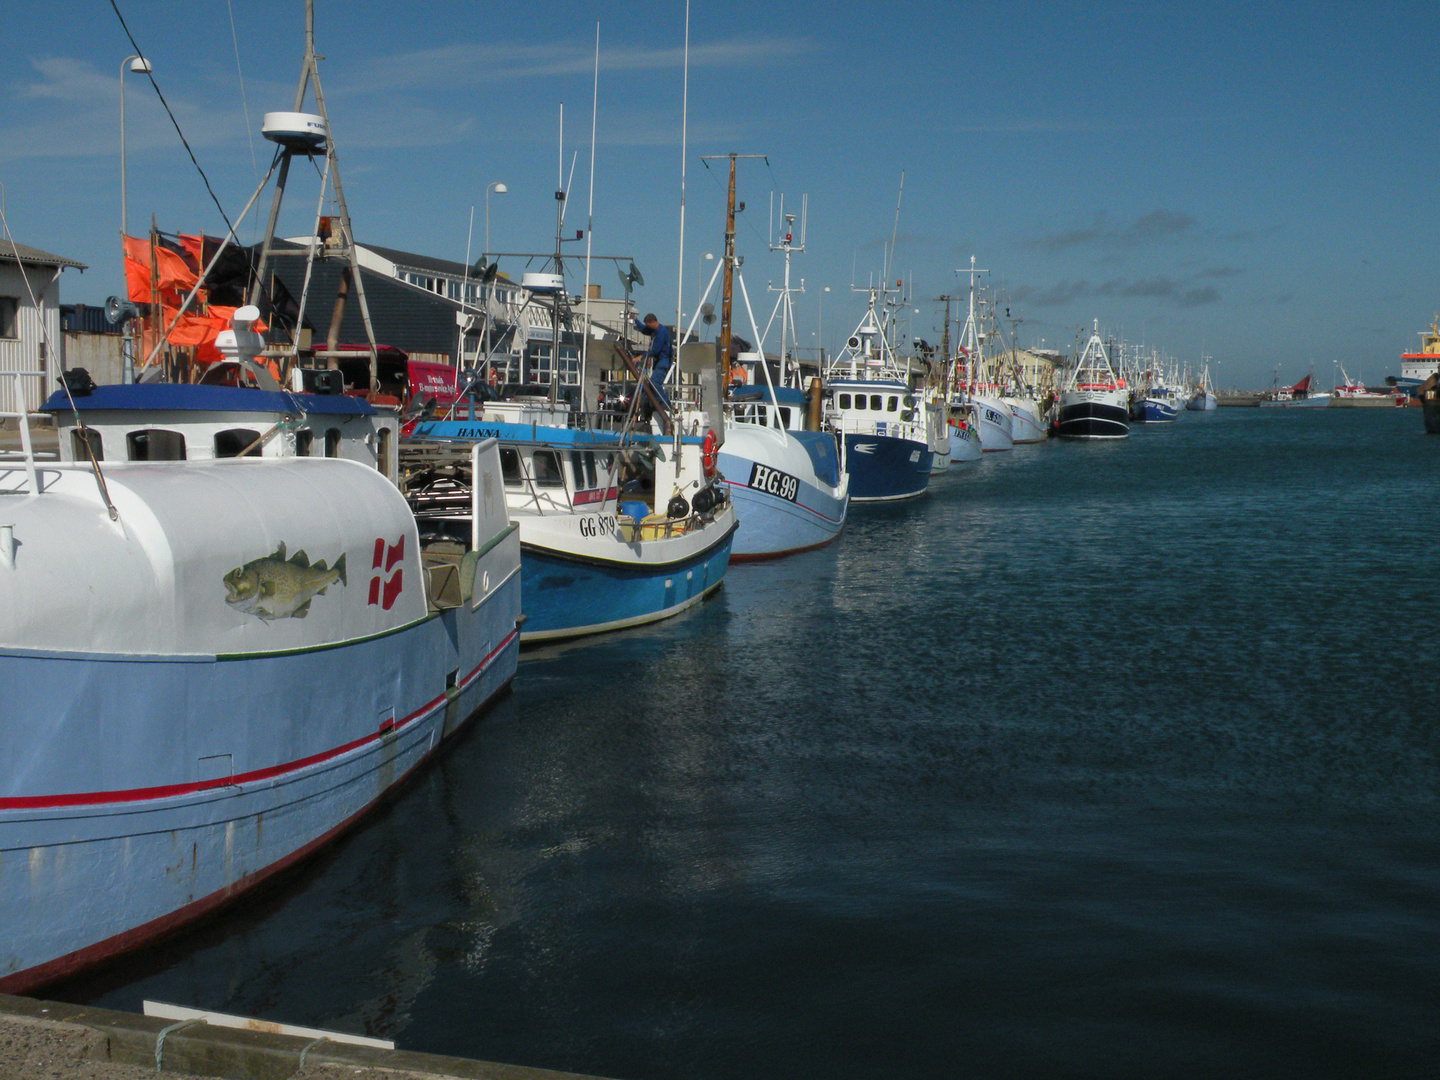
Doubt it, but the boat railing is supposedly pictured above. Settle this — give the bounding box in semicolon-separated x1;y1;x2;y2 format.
0;371;46;495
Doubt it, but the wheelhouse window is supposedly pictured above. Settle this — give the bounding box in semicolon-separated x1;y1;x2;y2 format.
887;396;898;413
377;428;393;481
499;447;523;486
69;428;102;461
838;393;851;409
324;429;342;457
214;428;262;458
127;429;186;461
869;395;882;411
532;449;564;487
570;450;599;490
294;429;313;457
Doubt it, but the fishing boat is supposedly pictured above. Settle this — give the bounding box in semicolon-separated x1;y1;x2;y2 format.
720;380;847;557
946;399;984;462
1330;365;1402;407
952;260;1014;452
1141;380;1181;422
0;312;521;993
825;288;933;501
1185;361;1218;412
1002;393;1048;442
1259;371;1330;407
692;191;847;559
1055;322;1129;439
410;391;734;641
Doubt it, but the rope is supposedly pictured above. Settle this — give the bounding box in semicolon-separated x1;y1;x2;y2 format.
153;1017;204;1072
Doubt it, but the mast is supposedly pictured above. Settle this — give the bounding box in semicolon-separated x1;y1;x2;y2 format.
248;0;379;384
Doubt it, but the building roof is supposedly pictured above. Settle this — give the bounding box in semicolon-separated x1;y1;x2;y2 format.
0;240;86;271
363;243;470;277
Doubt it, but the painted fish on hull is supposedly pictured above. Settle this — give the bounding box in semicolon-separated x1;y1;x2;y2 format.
223;542;347;621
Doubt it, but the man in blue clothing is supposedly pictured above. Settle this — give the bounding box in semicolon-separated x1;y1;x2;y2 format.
633;313;673;419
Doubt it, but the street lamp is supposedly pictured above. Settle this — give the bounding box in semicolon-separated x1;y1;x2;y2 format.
484;182;507;257
119;54;152;236
818;286;831;364
697;251;714;308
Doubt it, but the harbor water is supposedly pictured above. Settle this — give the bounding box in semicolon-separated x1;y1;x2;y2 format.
60;407;1439;1078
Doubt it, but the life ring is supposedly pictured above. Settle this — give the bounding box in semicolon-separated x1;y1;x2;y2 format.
701;429;718;476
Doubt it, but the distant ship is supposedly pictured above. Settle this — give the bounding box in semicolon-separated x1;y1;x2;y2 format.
1390;320;1440;393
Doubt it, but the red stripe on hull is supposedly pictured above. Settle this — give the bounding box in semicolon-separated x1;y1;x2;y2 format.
0;639;518;995
0;628;517;813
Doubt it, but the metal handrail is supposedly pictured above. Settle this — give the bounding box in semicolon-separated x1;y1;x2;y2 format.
0;370;42;494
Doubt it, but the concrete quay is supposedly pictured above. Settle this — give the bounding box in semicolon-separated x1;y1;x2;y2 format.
0;994;612;1080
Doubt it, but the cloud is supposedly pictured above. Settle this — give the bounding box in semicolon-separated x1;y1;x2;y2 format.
1023;275;1220;309
341;36;817;95
1025;209;1195;253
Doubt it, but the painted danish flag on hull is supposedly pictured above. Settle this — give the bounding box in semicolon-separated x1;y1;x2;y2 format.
368;536;404;609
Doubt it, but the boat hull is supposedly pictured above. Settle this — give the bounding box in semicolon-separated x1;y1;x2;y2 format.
1002;397;1048;443
518;512;737;641
718;430;847;561
1056;391;1130;439
972;396;1015;451
1141;397;1179;423
842;432;933;501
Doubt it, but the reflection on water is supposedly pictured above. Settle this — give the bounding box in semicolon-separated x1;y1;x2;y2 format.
61;407;1440;1079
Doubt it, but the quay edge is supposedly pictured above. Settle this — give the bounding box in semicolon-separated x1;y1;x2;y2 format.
0;993;621;1080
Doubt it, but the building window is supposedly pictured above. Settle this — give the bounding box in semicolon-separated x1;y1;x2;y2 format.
0;297;18;339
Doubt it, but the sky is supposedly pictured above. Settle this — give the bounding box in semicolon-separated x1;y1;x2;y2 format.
3;0;1437;388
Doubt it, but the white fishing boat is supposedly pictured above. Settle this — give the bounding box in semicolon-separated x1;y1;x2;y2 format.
1056;321;1129;439
690;188;847;559
1185;361;1218;412
0;314;520;993
951;258;1013;452
1330;365;1402;407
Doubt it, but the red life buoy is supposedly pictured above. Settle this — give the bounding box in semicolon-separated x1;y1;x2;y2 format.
701;429;718;476
487;366;499;388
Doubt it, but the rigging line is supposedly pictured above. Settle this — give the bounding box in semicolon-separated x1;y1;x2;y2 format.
224;0;259;201
108;0;238;240
0;194;118;519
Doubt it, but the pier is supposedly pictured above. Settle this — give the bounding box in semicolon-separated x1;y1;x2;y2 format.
0;993;612;1080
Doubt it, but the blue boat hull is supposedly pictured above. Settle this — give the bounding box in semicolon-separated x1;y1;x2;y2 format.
842;433;932;502
1141;398;1179;423
519;522;737;640
0;600;520;992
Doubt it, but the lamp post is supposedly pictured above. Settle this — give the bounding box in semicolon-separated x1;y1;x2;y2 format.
697;251;714;306
484;181;507;258
818;285;831;365
119;54;152;236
